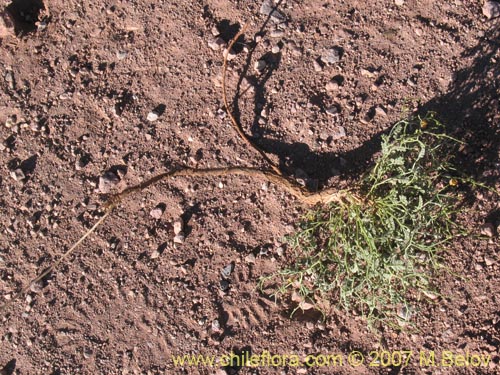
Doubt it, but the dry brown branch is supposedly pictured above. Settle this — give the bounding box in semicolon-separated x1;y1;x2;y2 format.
222;24;282;176
0;23;351;316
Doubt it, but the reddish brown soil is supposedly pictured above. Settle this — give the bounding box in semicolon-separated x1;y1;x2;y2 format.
0;0;499;374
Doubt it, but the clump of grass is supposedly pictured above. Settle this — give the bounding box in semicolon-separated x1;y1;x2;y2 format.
262;114;466;328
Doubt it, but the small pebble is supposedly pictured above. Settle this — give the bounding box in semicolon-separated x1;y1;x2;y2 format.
270;29;285;38
98;171;120;193
484;256;494;267
245;253;256;264
147;111;159;122
173;233;185;244
395;0;405;6
0;10;15;38
332;126;346;140
321;47;342;64
221;264;234;279
150;206;164;219
10;169;25;181
116;50;128;60
211;26;220;36
326;105;339;116
375;106;387;117
397;305;412;321
325;80;339;91
483;1;500;19
219;279;230;291
223;48;237;61
254;60;267;72
208;36;226;51
480;223;494;237
211;319;221;332
150;250;160;259
5;116;16;128
313;60;323;72
173;220;183;235
260;0;286;23
271;45;280;54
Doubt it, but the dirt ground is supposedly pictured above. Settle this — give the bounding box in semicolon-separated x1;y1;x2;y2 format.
0;0;499;374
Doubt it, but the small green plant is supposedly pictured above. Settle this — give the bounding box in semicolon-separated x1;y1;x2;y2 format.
261;114;467;328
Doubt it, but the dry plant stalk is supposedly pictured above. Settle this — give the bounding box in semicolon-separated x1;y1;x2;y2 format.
0;24;347;315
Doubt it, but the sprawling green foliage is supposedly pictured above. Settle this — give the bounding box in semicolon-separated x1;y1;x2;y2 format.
263;114;466;327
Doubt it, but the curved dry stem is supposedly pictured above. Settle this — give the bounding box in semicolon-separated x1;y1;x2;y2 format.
1;23;352;317
106;166;350;209
222;24;282;176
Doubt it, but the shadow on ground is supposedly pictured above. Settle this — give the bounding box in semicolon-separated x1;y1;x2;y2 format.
228;18;499;190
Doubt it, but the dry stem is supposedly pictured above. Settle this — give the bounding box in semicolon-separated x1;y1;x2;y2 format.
1;23;349;316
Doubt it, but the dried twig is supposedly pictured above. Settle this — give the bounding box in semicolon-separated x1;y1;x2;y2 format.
0;24;349;316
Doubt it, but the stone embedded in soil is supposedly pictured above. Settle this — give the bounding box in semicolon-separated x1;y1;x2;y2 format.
254;59;267;72
150;250;160;259
332;126;346;140
480;223;494;237
98;171;120;193
0;10;15;38
375;105;388;117
270;29;285;38
221;264;234;279
150;206;164;219
207;36;226;51
260;0;286;23
173;220;183;235
326;80;339;91
245;253;256;264
223;47;237;61
10;168;25;181
483;1;500;19
313;59;323;72
147;111;159;122
484;256;495;267
321;47;342;64
173;233;185;244
211;319;221;332
395;0;405;6
326;105;339;116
